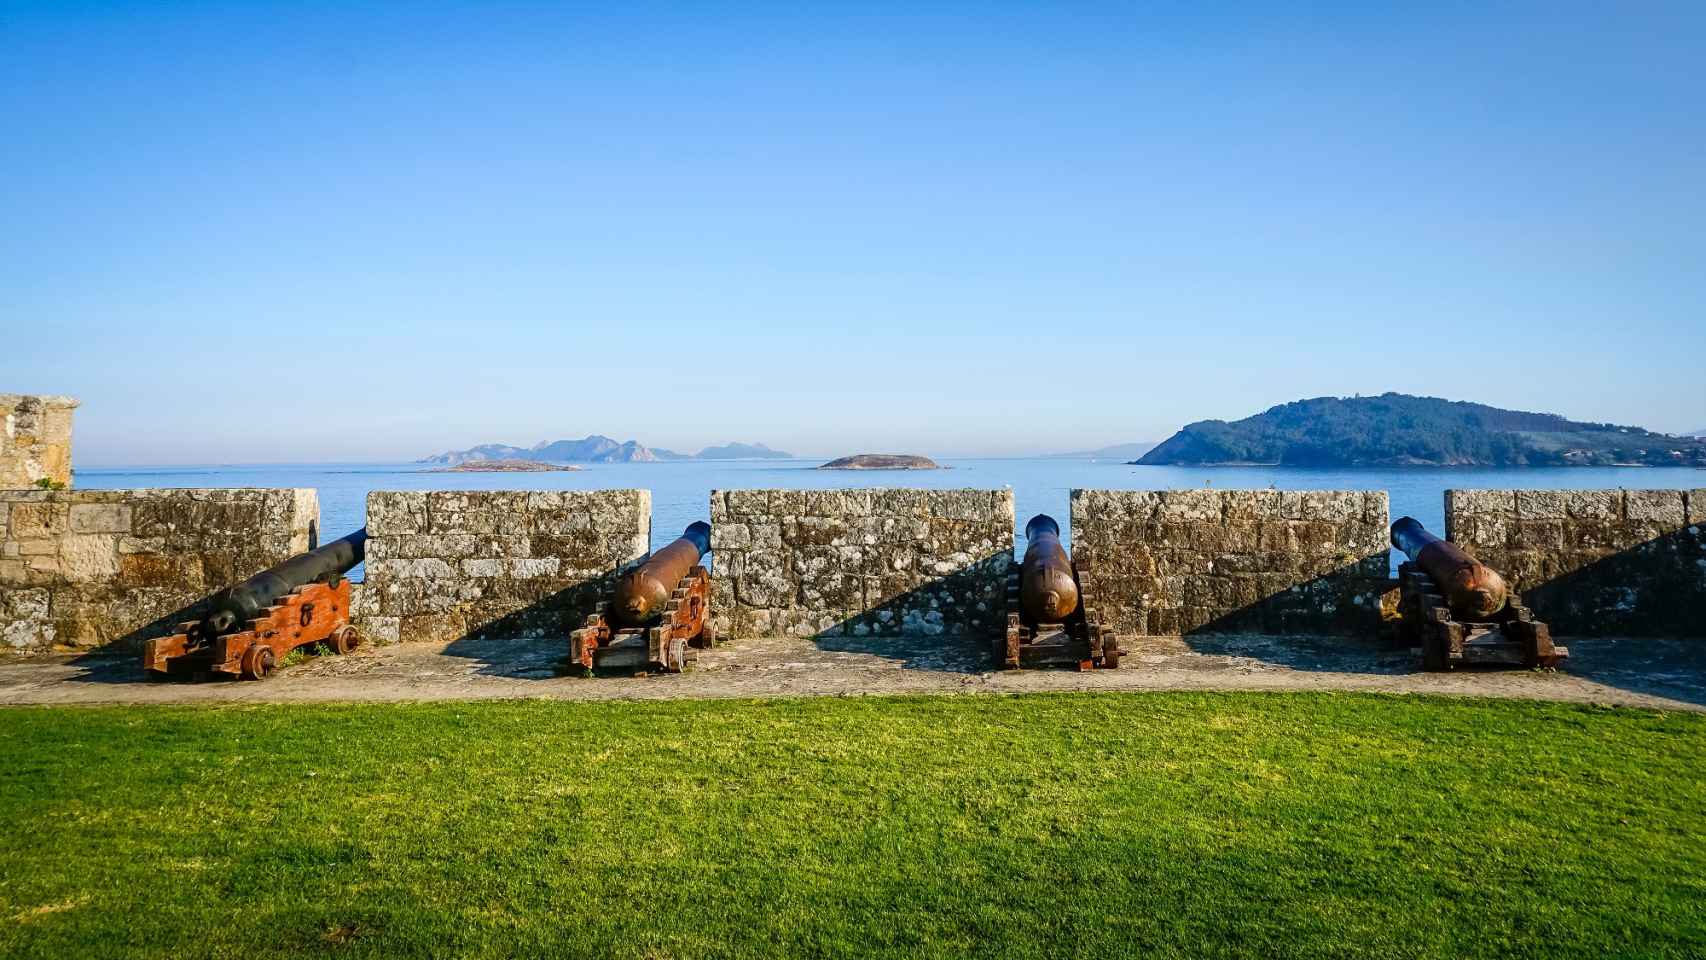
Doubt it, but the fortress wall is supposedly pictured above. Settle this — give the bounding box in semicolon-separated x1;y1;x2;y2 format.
710;489;1014;638
0;488;317;652
1446;489;1706;637
354;489;650;645
1;394;78;490
1070;489;1390;636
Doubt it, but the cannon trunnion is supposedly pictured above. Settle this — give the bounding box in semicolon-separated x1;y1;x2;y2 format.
143;529;367;680
996;515;1120;671
569;522;718;674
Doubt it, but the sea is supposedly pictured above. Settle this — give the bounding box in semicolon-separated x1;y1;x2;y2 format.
74;460;1704;580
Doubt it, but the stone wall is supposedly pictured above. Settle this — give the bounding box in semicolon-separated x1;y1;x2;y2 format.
1070;489;1390;636
1445;488;1705;637
1;488;318;651
710;488;1014;638
1;394;78;489
354;489;650;645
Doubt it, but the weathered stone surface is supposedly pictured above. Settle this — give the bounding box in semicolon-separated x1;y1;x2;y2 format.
0;394;77;490
0;488;317;652
1624;490;1686;529
1448;488;1705;637
353;489;649;644
1071;489;1388;636
711;488;1014;639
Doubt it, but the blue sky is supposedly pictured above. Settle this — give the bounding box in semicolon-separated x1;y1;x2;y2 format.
3;1;1702;464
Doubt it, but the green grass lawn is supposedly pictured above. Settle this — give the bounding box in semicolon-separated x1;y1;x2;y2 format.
1;693;1702;959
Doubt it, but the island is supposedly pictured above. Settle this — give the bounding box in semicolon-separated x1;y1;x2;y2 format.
1137;393;1706;468
426;459;581;473
817;454;941;470
422;436;794;465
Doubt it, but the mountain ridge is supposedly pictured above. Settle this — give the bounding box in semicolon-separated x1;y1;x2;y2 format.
1137;394;1706;467
420;436;794;465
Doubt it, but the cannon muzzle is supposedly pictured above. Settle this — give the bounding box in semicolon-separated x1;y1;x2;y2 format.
1020;514;1079;623
1390;517;1507;620
203;528;367;636
612;521;711;627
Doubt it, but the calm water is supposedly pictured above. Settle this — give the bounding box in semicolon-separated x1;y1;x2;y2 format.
75;460;1704;579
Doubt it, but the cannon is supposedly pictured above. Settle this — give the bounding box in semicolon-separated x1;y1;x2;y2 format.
1390;516;1507;620
1020;514;1079;623
143;529;367;680
1390;517;1565;670
995;515;1119;670
569;521;717;673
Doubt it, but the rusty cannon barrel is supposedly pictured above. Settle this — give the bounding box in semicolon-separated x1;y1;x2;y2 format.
1390;516;1508;620
202;528;368;636
612;521;711;627
1020;514;1079;624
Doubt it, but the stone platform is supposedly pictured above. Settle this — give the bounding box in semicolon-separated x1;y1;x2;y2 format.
1;633;1700;712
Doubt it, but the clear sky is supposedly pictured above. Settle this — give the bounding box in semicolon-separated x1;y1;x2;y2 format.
3;1;1702;464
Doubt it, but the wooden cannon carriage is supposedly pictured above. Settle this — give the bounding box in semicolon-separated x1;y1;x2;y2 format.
144;579;358;680
1391;517;1566;670
143;529;366;680
1397;561;1565;670
568;522;718;674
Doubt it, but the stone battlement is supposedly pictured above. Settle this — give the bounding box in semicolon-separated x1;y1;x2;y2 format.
0;394;78;490
3;483;1702;654
1;488;317;651
1071;489;1390;636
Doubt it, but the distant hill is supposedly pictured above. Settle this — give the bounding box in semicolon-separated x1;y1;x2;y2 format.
1046;442;1156;460
1137;394;1706;468
695;442;793;460
421;436;791;465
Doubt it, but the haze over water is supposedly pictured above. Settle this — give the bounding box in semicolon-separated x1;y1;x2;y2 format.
74;460;1704;579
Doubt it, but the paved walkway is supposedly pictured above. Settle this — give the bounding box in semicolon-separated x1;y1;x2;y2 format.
1;633;1702;711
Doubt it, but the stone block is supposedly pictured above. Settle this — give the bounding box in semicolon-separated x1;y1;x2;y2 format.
1157;490;1221;523
10;502;69;539
1221;490;1283;522
1624;490;1686;529
368;491;427;535
769;490;808;517
1298;491;1361;522
713;522;751;550
510;558;560;579
461;558;506;578
68;503;131;534
871;488;928;517
1446;489;1515;523
1564;490;1620;522
59;535;119;583
1510;521;1565;551
1362;491;1389;525
1514;490;1568;521
723;489;769;518
1688;490;1706;528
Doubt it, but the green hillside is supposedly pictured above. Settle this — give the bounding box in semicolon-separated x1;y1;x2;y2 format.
1138;393;1706;467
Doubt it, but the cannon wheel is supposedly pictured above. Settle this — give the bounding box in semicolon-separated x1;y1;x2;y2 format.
240;644;276;681
330;624;360;655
